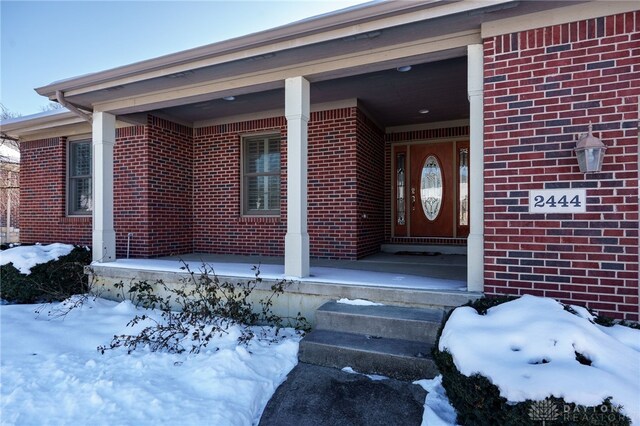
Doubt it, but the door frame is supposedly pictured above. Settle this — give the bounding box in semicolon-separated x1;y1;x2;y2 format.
391;138;467;239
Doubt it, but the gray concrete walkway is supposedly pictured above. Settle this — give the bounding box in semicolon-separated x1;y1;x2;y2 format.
259;363;426;426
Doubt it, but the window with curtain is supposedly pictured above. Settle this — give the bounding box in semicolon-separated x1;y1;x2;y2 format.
242;134;280;215
68;140;92;215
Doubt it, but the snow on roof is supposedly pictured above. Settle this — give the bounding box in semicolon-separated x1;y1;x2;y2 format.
0;107;70;126
439;295;640;424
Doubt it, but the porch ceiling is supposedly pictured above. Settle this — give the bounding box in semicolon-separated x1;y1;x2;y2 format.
130;55;469;128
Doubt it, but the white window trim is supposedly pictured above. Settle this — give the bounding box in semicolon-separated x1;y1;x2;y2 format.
241;133;281;217
67;137;93;216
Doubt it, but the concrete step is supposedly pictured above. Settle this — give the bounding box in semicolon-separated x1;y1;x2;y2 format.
315;301;444;342
299;329;438;381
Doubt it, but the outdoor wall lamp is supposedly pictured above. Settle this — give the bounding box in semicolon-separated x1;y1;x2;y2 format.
575;124;607;173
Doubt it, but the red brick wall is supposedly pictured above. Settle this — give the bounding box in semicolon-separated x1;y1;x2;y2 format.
114;125;149;258
483;11;639;320
19;122;193;258
193;107;371;260
20;137;92;246
193;117;287;256
356;110;385;257
308;108;358;259
146;116;193;257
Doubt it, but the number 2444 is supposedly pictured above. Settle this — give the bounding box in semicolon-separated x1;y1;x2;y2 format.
533;195;582;208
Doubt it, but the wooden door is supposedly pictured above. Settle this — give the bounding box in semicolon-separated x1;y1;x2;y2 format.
409;142;454;237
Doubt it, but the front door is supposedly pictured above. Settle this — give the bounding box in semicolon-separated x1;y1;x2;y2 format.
393;140;469;238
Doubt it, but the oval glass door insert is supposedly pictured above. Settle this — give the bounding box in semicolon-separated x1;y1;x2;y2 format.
420;155;443;221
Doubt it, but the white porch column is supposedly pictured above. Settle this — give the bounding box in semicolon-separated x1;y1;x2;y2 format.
467;44;484;292
92;111;116;263
284;76;310;277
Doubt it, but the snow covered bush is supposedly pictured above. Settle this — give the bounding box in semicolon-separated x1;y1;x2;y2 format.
433;296;636;425
99;263;309;354
0;244;91;304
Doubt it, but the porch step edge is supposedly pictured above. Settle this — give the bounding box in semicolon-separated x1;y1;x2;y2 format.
299;329;438;381
315;301;443;341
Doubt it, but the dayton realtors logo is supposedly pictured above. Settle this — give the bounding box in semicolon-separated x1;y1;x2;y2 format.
529;399;626;424
529;400;560;425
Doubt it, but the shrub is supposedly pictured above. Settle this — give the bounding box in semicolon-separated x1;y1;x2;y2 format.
433;296;632;425
0;246;91;304
99;263;309;354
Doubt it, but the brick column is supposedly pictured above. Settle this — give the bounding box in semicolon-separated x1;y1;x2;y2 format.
467;44;484;292
284;76;310;277
92;111;116;262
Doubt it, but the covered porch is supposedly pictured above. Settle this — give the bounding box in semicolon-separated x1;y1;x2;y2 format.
31;1;523;295
90;251;476;325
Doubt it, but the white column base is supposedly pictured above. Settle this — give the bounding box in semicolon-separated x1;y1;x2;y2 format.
285;232;310;278
92;111;116;263
93;230;116;263
467;43;485;293
466;233;484;292
284;76;310;278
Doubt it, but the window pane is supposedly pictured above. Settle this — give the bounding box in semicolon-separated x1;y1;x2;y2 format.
244;136;280;175
245;139;262;174
243;135;280;215
420;155;443;221
246;175;280;212
267;139;280;172
396;153;406;225
459;149;469;226
71;177;92;213
72;142;91;177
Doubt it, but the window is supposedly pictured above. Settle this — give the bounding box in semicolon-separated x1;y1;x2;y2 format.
68;139;92;215
242;134;280;215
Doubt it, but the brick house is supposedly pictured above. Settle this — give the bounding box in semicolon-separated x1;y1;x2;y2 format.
2;1;638;320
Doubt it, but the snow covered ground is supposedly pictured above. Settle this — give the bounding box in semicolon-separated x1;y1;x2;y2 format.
2;244;637;425
439;295;640;424
0;297;300;425
0;244;455;426
0;298;454;426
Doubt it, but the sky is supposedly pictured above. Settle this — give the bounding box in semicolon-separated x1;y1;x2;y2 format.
0;0;371;116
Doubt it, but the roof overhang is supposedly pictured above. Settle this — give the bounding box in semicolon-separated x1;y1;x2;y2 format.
9;0;622;138
35;0;508;101
38;0;556;117
0;109;129;141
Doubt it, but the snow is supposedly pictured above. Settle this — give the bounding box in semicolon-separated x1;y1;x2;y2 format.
0;297;300;425
439;295;640;424
337;298;384;306
341;366;389;381
0;108;70;126
415;376;459;426
0;243;74;274
94;258;466;291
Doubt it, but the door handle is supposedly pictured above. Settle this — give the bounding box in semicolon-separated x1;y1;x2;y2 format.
411;188;416;211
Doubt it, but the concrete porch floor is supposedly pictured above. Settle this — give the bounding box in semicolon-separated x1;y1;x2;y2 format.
91;252;476;324
158;251;468;287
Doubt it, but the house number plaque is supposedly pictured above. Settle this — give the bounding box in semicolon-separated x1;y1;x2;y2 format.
529;189;586;213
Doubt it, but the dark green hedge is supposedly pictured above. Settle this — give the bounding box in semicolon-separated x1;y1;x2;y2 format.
0;246;91;304
433;296;631;425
